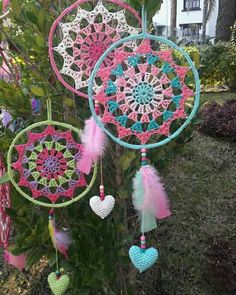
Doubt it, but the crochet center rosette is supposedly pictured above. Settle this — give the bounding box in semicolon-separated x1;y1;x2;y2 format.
48;0;141;98
7;122;97;208
89;37;200;149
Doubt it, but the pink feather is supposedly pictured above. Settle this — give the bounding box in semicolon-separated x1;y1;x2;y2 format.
77;116;106;174
2;0;10;12
141;165;171;219
54;230;72;259
4;250;26;271
49;217;72;259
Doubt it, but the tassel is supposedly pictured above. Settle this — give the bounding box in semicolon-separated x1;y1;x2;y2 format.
48;210;71;259
132;165;171;233
77;116;106;175
4;250;26;271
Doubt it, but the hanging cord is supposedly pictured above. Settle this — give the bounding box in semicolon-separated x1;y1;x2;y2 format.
99;153;105;201
48;209;60;273
141;4;147;35
100;156;104;187
46;98;52;121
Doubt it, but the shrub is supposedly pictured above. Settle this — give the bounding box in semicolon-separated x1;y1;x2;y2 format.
199;42;236;89
197;99;236;141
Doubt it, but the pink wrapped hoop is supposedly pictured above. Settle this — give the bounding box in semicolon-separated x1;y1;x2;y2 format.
48;0;141;98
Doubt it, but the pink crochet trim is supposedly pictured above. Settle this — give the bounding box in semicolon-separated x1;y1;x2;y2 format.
48;0;141;98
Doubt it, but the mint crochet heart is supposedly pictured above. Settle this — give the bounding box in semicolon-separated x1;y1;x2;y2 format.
129;245;158;273
48;272;70;295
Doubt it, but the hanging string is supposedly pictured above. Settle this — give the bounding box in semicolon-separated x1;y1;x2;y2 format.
100;157;104;186
99;156;105;201
46;98;52;121
141;4;147;35
48;209;59;272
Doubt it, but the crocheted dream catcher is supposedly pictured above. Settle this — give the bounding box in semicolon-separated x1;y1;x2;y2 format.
84;6;200;272
48;0;141;98
7;98;97;294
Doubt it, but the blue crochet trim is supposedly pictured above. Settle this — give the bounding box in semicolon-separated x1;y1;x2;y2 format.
171;77;181;89
172;95;182;107
115;115;128;127
105;80;117;95
163;110;174;121
147;120;159;131
147;53;159;65
128;55;140;67
112;64;124;77
131;121;143;133
162;62;174;74
108;101;119;113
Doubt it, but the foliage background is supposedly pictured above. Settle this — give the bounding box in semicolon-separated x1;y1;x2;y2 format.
0;1;235;295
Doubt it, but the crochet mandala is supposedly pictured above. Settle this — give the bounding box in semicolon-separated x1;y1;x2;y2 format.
10;125;87;204
90;39;198;147
49;0;141;98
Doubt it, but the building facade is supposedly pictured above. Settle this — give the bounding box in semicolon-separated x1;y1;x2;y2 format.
153;0;219;43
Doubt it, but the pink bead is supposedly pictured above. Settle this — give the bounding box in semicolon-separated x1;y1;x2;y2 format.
100;185;104;190
141;157;147;161
141;148;146;153
141;245;146;249
141;235;146;241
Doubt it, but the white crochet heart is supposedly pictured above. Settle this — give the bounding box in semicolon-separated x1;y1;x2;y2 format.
89;195;115;219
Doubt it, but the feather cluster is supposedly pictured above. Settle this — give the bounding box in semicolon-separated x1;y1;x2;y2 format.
48;218;72;259
77;116;106;174
132;165;171;233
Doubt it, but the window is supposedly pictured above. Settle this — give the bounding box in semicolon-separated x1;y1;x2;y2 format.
155;25;165;36
183;0;200;11
180;23;201;39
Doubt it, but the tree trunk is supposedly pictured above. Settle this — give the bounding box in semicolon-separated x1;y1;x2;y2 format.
216;0;236;42
170;0;177;42
201;0;208;44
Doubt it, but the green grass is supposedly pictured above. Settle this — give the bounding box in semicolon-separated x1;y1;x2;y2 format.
201;91;236;105
139;132;236;295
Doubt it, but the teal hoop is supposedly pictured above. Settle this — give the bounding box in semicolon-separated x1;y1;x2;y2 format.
88;24;200;150
7;120;97;208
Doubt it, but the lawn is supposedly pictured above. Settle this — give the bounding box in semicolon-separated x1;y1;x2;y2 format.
201;91;236;105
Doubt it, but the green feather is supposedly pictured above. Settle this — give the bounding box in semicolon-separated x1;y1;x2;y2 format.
132;169;157;233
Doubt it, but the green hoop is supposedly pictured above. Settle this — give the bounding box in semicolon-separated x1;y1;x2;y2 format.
7;120;97;208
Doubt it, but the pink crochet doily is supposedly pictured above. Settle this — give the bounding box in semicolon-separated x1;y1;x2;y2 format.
11;125;87;204
92;39;195;145
48;0;141;98
0;154;11;248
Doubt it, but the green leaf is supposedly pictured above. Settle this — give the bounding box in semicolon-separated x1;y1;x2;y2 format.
30;86;45;97
145;0;162;21
8;246;26;256
118;151;136;171
26;251;42;268
5;208;17;219
11;0;21;17
0;172;10;184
